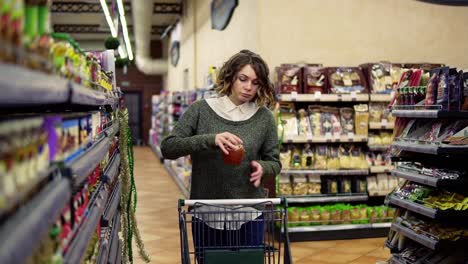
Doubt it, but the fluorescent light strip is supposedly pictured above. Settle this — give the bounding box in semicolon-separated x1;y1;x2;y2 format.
117;0;133;61
100;0;117;37
120;15;133;61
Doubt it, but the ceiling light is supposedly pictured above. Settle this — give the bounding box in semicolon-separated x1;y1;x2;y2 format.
100;0;117;37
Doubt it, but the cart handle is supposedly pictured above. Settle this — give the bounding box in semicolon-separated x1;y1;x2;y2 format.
180;198;284;207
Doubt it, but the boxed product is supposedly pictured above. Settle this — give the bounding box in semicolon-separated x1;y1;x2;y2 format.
327;67;368;94
276;64;302;94
303;66;327;94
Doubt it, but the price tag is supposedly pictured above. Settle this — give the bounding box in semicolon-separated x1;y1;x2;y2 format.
350;91;357;101
291;91;298;101
347;132;355;138
306;134;313;143
314;91;322;101
325;132;332;142
337;94;343;102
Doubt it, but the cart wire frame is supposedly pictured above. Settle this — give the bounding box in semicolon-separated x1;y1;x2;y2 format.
178;198;292;264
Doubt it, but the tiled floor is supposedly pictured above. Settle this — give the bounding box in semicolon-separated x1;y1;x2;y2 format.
131;146;391;264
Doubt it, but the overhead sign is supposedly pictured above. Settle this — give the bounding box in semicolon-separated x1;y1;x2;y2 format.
211;0;238;31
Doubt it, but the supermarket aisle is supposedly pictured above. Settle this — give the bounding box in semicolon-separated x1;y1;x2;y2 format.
132;146;390;264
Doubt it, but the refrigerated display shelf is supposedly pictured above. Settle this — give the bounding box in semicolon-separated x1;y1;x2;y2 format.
282;135;368;143
164;163;189;198
0;178;71;264
391;218;438;250
278;93;369;102
0;165;58;219
64;136;110;188
102;180;121;227
391;169;467;189
63;184;109;264
283;193;368;204
281;169;369;176
108;212;121;264
102;152;120;184
392;141;468;155
281;222;390;241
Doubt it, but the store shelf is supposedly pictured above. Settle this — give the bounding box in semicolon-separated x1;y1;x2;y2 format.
63;184;109;264
0;178;71;264
0;165;58;219
96;239;109;264
64;137;110;188
388;196;436;218
70;82;108;106
114;240;122;264
278;93;369;102
283;193;368;204
102;152;120;184
370;166;394;174
389;256;405;264
102;180;121;227
369;121;394;130
392;168;467;189
282;222;390;241
164;163;190;198
391;219;437;250
392;141;468;155
103;121;119;139
391;109;468;119
0;63;69;106
282;135;368;143
281;169;369;176
369;190;391;197
368;145;390;151
108;212;121;264
370;94;393;102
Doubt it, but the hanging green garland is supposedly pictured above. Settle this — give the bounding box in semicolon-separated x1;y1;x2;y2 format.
119;108;151;263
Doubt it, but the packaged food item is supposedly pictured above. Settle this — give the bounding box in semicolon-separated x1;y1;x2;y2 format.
436;67;450;110
279;111;298;137
278;175;292;196
313;145;327;169
307;175;321;194
354;104;369;136
330;207;342;225
279;145;292;169
338;145;351;169
326;146;340;170
297;109;312;137
369;103;384;123
350;207;361;224
340;178;352;193
354;177;367;193
367;176;378;194
301;144;314;169
340;107;354;134
350;145;367;169
327;177;338;194
366;62;394;94
328;67;368;94
303;66;327;94
288;208;299;226
320;209;331;225
277;64;302;94
320;107;341;137
307;106;322;136
299;208;310;226
425;69;440;106
377;174;389;192
291;145;302;168
292;175;308;195
309;208;321;225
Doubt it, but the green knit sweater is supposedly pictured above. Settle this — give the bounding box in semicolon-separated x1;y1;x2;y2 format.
161;100;281;199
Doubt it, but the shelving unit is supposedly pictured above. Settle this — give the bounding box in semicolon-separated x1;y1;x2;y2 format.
385;107;468;262
281;169;369;176
285;193;368;204
282;135;368;143
0;178;71;264
164;162;190;198
370;166;394;174
369;121;394;130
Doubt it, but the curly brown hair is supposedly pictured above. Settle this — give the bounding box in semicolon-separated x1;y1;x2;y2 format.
216;50;276;107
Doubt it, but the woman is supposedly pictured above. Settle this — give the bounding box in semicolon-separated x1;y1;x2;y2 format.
161;49;281;262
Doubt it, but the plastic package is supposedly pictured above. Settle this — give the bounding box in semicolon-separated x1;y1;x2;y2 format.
293;175;308;195
328;67;367;94
314;145;327;169
340;107;354;134
303;66;327;94
308;175;321;194
354;104;369;136
279;146;292;169
297;109;312;137
327;146;340;170
277;64;302;94
278;175;292;196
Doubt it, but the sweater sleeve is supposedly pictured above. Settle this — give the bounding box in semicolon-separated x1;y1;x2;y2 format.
256;110;282;178
160;101;217;160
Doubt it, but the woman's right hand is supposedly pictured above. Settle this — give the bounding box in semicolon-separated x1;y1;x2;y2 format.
215;132;243;155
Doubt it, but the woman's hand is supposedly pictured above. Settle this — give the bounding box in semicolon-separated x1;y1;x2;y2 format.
215;132;243;154
250;161;263;188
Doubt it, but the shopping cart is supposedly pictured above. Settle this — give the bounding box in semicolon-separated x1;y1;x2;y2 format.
178;198;292;264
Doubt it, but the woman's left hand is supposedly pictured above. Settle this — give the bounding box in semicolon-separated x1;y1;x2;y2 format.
250;161;263;188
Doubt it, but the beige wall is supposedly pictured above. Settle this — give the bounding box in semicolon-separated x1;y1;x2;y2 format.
166;0;468;91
